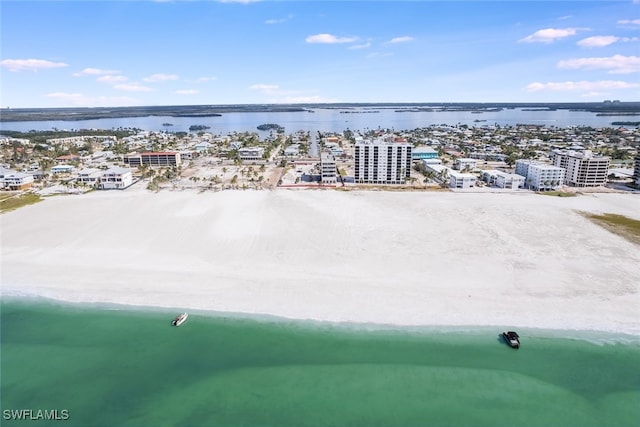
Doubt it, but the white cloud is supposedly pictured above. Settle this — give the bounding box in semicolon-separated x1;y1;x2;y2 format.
96;75;128;83
305;33;358;44
249;84;280;94
519;27;584;43
387;36;414;44
143;73;179;82
114;83;154;92
577;36;639;47
188;76;217;83
1;58;68;72
46;92;138;107
366;52;393;59
175;89;198;95
558;55;640;74
73;67;119;77
265;14;293;25
525;80;640;92
349;42;371;50
580;91;609;98
617;19;640;25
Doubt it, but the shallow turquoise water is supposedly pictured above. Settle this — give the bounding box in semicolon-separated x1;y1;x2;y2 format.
1;299;639;427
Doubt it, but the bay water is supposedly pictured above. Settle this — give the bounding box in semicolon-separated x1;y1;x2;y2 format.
2;299;639;427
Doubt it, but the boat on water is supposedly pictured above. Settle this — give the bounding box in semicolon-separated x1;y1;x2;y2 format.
172;313;188;327
502;331;520;349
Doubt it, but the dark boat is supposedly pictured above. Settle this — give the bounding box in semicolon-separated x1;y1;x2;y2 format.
502;331;520;349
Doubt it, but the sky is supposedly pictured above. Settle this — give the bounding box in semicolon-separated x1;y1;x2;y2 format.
1;0;639;108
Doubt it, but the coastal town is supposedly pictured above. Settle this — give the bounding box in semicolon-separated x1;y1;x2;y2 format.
1;122;639;200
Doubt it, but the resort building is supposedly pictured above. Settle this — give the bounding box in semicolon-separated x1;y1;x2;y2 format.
454;158;477;171
411;146;438;161
238;147;265;161
515;160;565;191
99;167;134;190
320;152;337;184
76;168;103;185
550;150;610;187
2;172;34;190
634;153;640;187
354;140;412;184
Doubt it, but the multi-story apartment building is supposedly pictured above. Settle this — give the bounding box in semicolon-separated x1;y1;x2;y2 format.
124;152;182;167
320;152;337;184
515;159;565;191
634;153;640;187
238;147;265;161
354;140;412;184
550;150;610;187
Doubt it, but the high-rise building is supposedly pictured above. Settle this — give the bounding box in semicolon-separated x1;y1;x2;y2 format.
320;152;337;184
354;140;412;184
550;150;610;187
634;153;640;187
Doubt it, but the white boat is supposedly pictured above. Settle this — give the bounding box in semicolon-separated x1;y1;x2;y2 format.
172;313;188;327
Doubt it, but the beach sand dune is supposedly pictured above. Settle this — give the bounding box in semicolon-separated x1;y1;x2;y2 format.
2;190;639;334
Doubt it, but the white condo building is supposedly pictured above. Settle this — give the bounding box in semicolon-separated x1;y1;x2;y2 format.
515;159;565;191
354;140;412;184
99;167;134;190
550;150;610;187
635;153;640;187
320;152;337;184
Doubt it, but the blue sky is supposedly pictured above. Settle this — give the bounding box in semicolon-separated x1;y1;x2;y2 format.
1;0;639;107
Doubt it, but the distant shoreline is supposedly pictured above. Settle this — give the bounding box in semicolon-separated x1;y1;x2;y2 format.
2;102;639;122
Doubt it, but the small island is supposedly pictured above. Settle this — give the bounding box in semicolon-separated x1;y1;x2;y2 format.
189;125;211;131
257;123;284;132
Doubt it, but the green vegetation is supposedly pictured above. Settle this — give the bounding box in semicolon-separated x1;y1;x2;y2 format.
0;193;42;213
538;191;577;197
579;212;640;246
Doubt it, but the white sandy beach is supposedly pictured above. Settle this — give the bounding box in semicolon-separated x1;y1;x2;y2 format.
2;187;640;334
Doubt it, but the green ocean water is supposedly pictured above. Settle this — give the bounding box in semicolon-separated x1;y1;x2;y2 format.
1;299;639;427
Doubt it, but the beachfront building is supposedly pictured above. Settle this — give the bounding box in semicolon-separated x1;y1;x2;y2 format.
455;158;477;171
99;167;133;190
320;152;337;184
634;153;640;187
51;164;76;174
411;146;438;161
480;170;525;189
515;159;565;191
448;170;476;189
124;152;182;168
550;150;610;187
238;147;265;161
2;172;34;190
76;168;103;185
354;140;412;184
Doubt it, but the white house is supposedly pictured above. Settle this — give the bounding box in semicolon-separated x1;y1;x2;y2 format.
284;144;300;157
238;147;265;161
3;172;34;190
455;158;477;171
99;167;133;190
448;170;476;189
51;164;76;174
76;168;103;185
